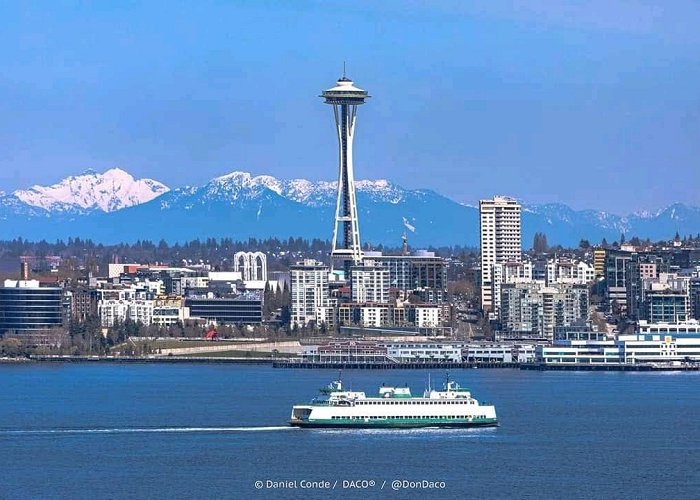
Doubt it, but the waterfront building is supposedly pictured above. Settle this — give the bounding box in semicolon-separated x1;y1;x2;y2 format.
386;343;462;363
536;341;620;365
479;196;522;313
462;343;537;364
0;279;64;338
290;260;330;328
299;340;538;364
536;320;700;365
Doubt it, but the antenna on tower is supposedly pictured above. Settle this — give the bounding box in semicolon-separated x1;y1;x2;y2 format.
343;61;346;79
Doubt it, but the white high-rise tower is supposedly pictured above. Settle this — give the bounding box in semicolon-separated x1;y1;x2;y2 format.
480;196;522;313
321;73;369;275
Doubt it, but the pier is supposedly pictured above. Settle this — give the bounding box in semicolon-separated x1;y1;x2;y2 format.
273;360;519;369
521;362;700;372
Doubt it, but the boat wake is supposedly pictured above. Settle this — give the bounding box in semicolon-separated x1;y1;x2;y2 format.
0;426;296;436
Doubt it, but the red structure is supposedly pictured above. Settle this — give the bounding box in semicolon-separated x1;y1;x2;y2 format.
205;328;218;340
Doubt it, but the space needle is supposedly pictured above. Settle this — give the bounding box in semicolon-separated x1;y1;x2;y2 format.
321;71;370;275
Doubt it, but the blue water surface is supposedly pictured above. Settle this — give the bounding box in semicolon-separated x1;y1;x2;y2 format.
0;364;698;499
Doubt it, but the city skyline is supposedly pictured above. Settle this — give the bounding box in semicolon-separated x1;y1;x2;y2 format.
2;2;700;213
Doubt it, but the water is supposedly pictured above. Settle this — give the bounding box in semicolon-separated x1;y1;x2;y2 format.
0;364;698;499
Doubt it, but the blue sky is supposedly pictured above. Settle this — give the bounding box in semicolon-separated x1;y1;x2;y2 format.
1;1;699;213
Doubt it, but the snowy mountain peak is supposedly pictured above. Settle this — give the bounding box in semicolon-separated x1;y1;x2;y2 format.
13;167;170;213
206;171;283;201
205;171;405;206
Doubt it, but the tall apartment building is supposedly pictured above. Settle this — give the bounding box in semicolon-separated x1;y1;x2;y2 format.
480;196;521;313
499;282;589;340
604;249;632;312
290;260;330;329
350;260;390;304
363;250;447;303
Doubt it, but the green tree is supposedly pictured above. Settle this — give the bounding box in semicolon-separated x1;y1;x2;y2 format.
533;232;549;253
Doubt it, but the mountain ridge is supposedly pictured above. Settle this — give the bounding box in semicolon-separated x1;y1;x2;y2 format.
1;168;699;247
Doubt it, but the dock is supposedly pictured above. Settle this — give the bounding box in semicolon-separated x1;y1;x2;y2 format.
521;362;700;371
273;360;519;369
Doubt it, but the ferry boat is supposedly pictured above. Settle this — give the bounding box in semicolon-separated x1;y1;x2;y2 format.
289;375;498;428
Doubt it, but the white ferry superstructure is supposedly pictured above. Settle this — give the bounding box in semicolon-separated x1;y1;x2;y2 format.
289;377;498;428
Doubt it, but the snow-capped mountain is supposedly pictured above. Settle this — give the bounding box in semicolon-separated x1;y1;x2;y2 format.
1;168;700;247
181;171;406;208
13;167;169;213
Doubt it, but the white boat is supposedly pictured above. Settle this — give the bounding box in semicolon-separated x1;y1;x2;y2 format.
289;374;498;428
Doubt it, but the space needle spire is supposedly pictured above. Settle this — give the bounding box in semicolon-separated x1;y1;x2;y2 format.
321;71;370;275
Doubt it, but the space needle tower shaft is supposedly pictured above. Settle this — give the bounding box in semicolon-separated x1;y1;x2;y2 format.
321;72;370;274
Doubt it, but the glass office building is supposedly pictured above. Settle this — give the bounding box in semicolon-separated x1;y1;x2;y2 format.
0;281;64;334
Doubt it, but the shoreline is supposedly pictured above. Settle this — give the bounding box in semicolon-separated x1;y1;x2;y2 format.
2;356;699;372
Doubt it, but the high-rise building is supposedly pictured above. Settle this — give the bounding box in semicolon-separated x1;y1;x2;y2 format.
321;74;369;275
290;260;330;329
604;249;632;312
479;196;521;313
350;260;390;304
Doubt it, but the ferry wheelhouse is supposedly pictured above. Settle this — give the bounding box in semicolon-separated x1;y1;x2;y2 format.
289;376;498;428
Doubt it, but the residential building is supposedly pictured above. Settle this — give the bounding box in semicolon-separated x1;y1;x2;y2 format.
350;260;390;304
593;248;606;278
363;250;447;303
604;249;632;312
290;260;330;328
68;288;98;321
499;282;589;340
479;196;522;313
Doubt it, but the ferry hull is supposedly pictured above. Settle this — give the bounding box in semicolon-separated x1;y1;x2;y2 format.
289;420;498;429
